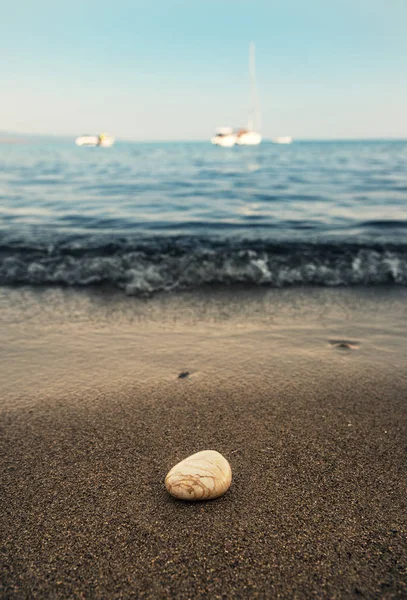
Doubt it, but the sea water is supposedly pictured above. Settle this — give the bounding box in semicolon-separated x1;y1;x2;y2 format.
1;139;406;295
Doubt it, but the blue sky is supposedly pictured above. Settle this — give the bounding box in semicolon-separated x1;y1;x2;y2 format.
1;0;407;140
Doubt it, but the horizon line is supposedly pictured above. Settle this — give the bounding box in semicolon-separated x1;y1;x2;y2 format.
1;131;407;144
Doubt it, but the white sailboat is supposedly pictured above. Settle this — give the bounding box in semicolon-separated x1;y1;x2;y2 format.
75;133;115;147
211;43;262;147
211;127;237;147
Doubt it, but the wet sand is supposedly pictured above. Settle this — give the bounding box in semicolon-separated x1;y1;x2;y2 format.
1;288;407;598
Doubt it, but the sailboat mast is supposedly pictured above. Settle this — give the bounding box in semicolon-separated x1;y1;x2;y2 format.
248;42;258;131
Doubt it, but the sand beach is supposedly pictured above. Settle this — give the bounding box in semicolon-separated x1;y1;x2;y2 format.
1;287;406;598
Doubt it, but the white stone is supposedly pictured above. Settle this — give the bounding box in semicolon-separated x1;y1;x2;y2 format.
165;450;232;501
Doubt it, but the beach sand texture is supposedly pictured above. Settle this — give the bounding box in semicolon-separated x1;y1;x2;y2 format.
1;287;407;598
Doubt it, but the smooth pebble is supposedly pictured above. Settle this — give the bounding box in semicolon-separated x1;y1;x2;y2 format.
165;450;232;501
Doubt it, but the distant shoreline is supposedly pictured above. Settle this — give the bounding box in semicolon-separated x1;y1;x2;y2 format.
0;138;32;144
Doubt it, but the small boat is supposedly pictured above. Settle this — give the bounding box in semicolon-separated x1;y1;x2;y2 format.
211;127;237;147
271;136;293;145
236;129;262;146
75;133;115;147
211;43;262;147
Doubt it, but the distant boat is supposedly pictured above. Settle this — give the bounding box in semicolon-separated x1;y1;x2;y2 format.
212;43;262;147
271;136;293;145
211;127;237;147
75;133;115;147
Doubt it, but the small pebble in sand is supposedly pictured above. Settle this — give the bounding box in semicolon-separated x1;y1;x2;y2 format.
165;450;232;501
178;371;190;379
329;339;359;350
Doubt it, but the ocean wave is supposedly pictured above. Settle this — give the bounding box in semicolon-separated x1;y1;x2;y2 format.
1;237;406;295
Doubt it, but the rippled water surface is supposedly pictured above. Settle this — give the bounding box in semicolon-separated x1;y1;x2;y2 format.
1;140;406;293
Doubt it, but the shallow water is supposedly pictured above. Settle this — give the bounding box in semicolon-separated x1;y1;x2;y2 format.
1;140;407;293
